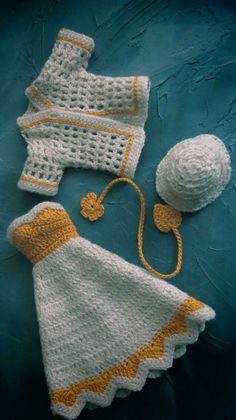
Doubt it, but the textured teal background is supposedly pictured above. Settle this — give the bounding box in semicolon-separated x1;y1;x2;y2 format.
0;1;236;419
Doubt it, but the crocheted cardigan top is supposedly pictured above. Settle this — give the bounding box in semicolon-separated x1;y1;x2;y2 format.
17;29;150;196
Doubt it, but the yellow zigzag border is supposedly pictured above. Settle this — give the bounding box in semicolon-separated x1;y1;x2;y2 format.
50;296;204;407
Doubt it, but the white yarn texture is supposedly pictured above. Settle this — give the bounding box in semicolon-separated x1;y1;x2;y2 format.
8;202;215;419
17;28;150;196
156;134;231;212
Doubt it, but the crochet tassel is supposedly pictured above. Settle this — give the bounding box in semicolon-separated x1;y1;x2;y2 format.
80;177;183;279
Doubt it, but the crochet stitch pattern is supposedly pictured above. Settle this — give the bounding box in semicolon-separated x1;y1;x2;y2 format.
8;202;215;419
156;134;231;212
80;192;104;221
17;28;150;196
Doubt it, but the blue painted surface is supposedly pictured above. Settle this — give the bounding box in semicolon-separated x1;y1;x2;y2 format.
0;1;236;419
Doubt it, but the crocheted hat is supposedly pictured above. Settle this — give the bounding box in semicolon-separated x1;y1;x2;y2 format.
8;202;215;419
156;134;231;212
17;28;150;196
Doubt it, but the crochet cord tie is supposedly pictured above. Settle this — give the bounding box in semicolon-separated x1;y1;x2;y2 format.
80;177;183;279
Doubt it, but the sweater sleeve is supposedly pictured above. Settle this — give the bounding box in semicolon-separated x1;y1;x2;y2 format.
25;29;95;111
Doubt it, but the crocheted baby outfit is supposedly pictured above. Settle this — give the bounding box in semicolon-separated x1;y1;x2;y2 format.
8;202;215;419
17;28;150;196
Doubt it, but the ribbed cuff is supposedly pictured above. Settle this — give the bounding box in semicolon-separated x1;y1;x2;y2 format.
18;156;63;196
57;28;95;53
18;175;59;196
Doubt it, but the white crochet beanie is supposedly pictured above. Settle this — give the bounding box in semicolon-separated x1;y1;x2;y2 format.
156;134;231;212
8;202;215;419
17;28;150;196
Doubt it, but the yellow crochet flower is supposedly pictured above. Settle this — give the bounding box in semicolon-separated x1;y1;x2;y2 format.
80;192;104;222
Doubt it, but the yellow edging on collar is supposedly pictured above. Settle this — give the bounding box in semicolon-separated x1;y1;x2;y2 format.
28;85;52;109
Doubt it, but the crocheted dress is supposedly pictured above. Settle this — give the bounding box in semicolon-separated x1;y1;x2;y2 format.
17;29;150;196
8;202;215;419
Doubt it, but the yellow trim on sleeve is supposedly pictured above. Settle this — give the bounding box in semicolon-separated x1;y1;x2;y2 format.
57;35;92;52
19;175;58;189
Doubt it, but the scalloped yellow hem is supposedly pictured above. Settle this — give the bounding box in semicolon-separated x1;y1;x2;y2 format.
50;296;204;407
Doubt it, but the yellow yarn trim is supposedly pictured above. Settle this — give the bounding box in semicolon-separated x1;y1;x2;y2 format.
80;177;183;279
19;175;58;189
57;34;92;52
11;207;78;264
119;135;134;177
28;77;139;116
133;75;139;113
20;117;134;177
28;85;52;109
50;296;204;406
